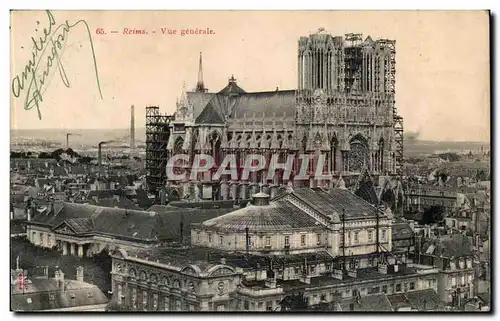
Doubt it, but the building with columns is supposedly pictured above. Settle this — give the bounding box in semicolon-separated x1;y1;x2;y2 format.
163;30;403;202
25;200;167;257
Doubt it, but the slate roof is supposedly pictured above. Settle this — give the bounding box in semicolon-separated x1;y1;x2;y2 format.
11;279;108;311
404;289;440;311
354;168;379;205
201;198;321;232
30;202;166;243
421;234;473;259
126;247;333;272
392;222;415;240
147;205;232;242
87;190;121;199
285;187;382;220
340;293;393;311
230;90;295;119
87;197;141;210
218;77;246;95
186;91;215;120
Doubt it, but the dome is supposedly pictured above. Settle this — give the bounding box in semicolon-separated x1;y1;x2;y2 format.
201;199;318;232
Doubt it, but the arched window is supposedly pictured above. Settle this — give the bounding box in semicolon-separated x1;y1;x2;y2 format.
330;135;338;172
209;131;222;166
174;137;184;155
348;135;368;173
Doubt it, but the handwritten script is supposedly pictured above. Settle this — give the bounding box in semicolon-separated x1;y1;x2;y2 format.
11;10;103;120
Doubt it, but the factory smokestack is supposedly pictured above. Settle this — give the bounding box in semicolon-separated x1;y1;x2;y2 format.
130;105;135;153
98;141;113;168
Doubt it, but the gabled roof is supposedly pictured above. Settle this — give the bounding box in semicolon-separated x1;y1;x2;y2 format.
30;202;166;242
195;100;225;124
218;76;246;95
354;167;379;205
148;205;232;242
11;279;108;311
278;187;382;220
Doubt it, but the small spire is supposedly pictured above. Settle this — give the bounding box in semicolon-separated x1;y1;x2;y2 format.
196;52;206;93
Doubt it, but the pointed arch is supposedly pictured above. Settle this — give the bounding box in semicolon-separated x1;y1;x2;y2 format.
209;130;222;166
379;137;385;172
174;137;184;154
330;134;339;172
348;134;369;173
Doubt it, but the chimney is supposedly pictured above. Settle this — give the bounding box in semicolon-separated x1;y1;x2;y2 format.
130;105;135;153
76;266;84;282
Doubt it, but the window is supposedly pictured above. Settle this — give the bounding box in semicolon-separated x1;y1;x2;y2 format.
164;297;169;311
196;232;200;243
143;291;148;311
26;298;32;304
49;294;55;301
354;232;359;244
461;275;466;285
410;282;415;290
40;233;44;246
244;301;250;310
266;301;273;311
216;305;225;311
317;233;321;245
301;234;306;246
382;285;388;293
153;294;158;311
368;286;380;294
220;235;224;245
294;267;300;275
132;288;137;309
451;277;456;287
265;236;271;246
189;304;195;311
284;235;290;246
382;229;387;240
352;289;358;297
258;302;263;309
349;303;355;311
396;284;402;292
320;294;326;302
117;285;122;304
175;300;181;311
208;233;212;243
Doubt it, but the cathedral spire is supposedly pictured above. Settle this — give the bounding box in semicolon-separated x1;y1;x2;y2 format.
196;52;206;93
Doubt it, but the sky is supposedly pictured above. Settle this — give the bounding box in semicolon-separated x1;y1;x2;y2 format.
10;10;490;142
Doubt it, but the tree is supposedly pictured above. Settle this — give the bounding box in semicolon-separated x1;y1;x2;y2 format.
421;205;446;225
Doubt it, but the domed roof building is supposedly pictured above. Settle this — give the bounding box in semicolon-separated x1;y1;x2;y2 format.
191;187;393;257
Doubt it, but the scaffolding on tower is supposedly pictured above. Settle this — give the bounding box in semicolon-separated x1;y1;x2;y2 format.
145;106;174;193
379;39;403;177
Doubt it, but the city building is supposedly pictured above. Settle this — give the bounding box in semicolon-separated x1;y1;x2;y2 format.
108;188;444;312
11;266;108;312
